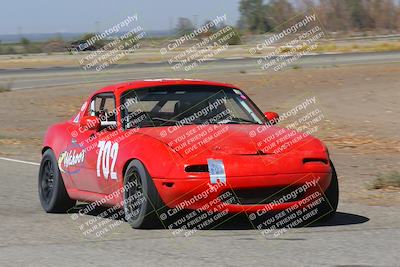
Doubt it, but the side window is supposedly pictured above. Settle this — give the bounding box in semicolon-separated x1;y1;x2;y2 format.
89;93;117;127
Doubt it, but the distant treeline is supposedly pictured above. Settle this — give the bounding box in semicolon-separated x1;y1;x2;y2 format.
238;0;400;33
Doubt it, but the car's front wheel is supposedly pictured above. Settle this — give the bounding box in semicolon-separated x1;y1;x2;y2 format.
123;160;165;229
38;149;76;213
315;160;339;222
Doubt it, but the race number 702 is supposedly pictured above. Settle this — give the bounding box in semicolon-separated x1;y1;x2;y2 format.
96;141;119;180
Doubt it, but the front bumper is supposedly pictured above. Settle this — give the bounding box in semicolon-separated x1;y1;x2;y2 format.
153;171;332;214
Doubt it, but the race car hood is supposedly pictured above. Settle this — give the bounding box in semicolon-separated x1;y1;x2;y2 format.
139;124;326;159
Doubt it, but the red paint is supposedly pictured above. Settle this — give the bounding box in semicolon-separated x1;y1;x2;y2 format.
43;79;332;212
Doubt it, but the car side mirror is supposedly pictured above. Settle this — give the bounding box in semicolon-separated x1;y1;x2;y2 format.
80;116;101;131
264;112;279;125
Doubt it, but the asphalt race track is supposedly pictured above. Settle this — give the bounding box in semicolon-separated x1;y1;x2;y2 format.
0;158;399;266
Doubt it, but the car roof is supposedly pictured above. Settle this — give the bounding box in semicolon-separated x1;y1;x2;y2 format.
94;79;238;95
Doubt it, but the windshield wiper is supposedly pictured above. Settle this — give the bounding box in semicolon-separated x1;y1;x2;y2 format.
151;117;195;125
126;118;196;128
218;118;261;125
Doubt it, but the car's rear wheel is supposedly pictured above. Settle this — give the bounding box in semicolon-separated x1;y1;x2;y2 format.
38;149;76;213
315;160;339;222
123;160;165;229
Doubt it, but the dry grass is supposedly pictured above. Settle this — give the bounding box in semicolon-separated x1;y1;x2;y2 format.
315;41;400;53
371;171;400;189
0;81;12;92
255;41;400;57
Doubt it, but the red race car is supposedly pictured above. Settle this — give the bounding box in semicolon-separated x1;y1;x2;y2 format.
39;79;338;229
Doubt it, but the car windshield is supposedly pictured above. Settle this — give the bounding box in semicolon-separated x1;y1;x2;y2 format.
120;85;266;129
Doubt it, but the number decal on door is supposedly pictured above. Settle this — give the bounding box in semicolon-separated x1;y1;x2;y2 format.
97;141;119;180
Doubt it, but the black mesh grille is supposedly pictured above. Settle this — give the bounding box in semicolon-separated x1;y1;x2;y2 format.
220;186;305;205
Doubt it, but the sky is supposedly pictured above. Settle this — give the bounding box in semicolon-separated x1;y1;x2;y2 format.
0;0;241;34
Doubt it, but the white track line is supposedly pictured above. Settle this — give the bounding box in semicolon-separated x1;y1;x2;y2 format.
0;157;39;166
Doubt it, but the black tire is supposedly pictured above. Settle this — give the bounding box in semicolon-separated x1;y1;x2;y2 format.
123;160;165;229
38;149;76;213
316;160;339;222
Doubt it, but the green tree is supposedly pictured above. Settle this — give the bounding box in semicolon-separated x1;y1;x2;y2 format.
265;0;296;29
366;0;397;30
239;0;268;33
175;17;195;35
20;37;42;54
343;0;373;30
320;0;351;31
216;27;242;45
20;37;31;48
